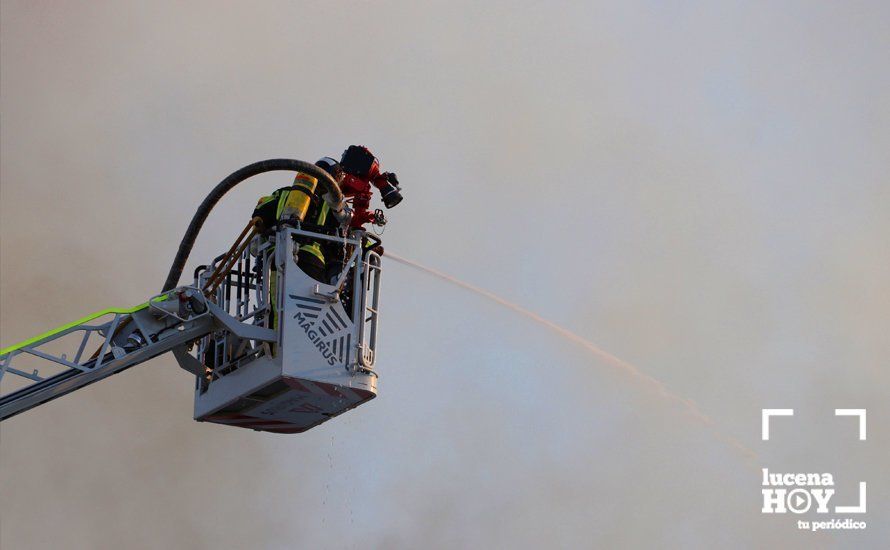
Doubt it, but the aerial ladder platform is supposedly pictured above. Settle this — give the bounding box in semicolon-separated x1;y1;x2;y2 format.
0;159;384;433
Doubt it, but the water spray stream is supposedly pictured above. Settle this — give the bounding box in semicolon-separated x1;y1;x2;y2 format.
386;252;758;463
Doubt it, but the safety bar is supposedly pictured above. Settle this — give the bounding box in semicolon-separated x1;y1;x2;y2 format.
193;224;382;387
358;251;382;369
195;229;275;387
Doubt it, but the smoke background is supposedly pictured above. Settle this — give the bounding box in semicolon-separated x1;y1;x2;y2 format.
1;1;887;548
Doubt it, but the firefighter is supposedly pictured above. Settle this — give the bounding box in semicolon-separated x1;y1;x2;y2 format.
312;157;350;282
252;159;343;330
252;161;340;282
252;149;403;325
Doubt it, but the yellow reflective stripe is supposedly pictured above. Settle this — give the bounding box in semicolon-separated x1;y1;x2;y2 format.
256;194;276;207
316;201;330;226
275;190;289;219
299;243;325;264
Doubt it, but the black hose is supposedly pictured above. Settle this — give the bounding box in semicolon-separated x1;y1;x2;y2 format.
162;159;344;292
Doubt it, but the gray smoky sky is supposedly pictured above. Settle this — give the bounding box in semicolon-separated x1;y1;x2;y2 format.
1;1;888;548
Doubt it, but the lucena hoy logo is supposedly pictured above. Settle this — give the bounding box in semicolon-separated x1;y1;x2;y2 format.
761;409;867;532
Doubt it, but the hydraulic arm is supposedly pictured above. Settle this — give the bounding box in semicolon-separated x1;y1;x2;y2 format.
0;288;274;420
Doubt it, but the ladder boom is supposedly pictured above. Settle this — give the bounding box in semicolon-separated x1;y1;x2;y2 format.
0;289;269;420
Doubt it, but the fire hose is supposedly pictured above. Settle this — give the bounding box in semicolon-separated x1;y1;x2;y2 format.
161;159;346;293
